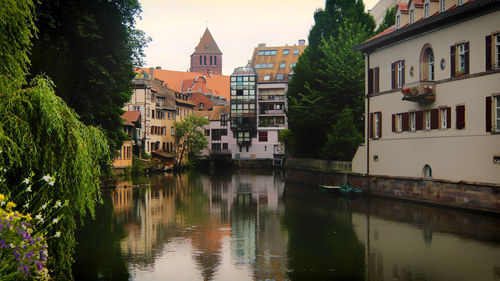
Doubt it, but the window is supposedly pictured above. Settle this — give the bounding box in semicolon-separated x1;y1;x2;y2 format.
204;55;206;65
283;49;289;55
199;55;202;65
440;0;446;12
259;131;268;142
410;112;416;131
212;143;221;150
171;126;174;136
215;56;217;65
370;112;382;138
487;96;500;132
424;2;430;18
368;67;379;94
290;63;296;69
458;0;463;5
396;15;400;29
276;73;284;80
397;114;403;131
279;63;286;68
451;42;469;77
258;50;277;56
429;51;434;81
440;107;451;129
205;129;210;136
497;97;500;132
487;34;500;70
263;75;271;81
293;49;300;55
210;56;213;65
456;105;465;129
392;60;405;89
223;143;228;150
199;102;204;108
425;110;431;129
410;9;414;24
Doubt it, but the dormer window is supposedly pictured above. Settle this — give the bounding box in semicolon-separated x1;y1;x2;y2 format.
458;0;464;5
410;9;414;24
440;0;446;12
424;2;430;18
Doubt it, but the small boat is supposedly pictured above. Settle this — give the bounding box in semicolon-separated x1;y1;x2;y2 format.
319;185;363;197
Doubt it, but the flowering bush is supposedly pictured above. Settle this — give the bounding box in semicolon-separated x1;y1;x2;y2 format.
423;85;433;94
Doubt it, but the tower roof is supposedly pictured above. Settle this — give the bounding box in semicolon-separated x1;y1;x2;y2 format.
193;28;222;54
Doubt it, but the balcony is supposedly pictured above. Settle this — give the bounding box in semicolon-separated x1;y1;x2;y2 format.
259;109;285;115
401;81;435;103
258;95;285;102
209;149;231;155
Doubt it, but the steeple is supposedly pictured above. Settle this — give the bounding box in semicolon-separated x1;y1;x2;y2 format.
190;28;222;75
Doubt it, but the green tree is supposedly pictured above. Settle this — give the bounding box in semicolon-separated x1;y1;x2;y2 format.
288;17;372;158
28;0;151;155
376;6;396;34
174;115;210;168
321;108;363;161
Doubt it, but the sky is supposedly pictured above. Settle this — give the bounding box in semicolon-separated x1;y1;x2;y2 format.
137;0;379;76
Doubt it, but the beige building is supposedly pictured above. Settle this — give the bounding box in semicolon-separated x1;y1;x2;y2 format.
352;0;500;184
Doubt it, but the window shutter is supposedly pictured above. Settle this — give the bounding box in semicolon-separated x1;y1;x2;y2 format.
402;112;409;131
446;107;452;128
402;60;406;85
378;112;382;138
486;97;492;132
392;114;396;132
368;68;374;94
391;63;396;89
416;111;423;130
369;113;374;138
450;45;456;77
456;105;465;129
374;67;380;93
464;42;470;75
486;35;492;71
431;109;439;129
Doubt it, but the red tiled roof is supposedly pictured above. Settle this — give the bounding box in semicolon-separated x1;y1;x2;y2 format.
138;68;230;100
362;25;396;44
398;2;409;12
122;111;140;126
210;105;230;121
413;0;424;7
193;28;222;54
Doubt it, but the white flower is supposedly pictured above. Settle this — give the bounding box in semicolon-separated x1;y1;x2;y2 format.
26;186;31;192
42;175;51;183
48;180;55;186
9;243;15;248
24;203;29;208
52;218;58;224
35;214;44;223
23;178;30;184
41;204;47;210
0;201;4;206
54;232;61;238
54;201;62;208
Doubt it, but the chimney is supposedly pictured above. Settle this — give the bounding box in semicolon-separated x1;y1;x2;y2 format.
155;66;162;69
298;39;306;46
258;43;266;48
149;67;154;79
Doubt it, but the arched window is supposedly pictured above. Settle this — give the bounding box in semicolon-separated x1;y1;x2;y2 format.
423;164;432;178
420;44;435;81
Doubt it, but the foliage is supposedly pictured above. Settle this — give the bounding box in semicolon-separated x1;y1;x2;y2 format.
28;0;151;155
278;128;292;154
0;0;36;86
375;6;396;34
288;15;373;159
0;77;110;279
320;108;363;161
174;116;209;168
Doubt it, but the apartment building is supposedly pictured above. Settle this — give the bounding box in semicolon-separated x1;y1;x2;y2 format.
352;0;500;184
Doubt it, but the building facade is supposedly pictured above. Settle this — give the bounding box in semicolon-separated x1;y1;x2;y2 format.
190;28;223;75
352;0;500;184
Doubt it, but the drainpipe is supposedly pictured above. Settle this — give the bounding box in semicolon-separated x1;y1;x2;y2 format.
366;52;370;177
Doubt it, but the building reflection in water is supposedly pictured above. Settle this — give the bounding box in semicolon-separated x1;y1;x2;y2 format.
105;172;500;281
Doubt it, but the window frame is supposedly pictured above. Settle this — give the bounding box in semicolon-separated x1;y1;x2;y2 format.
496;96;500;132
293;49;300;55
410;112;416;131
495;34;500;70
425;110;431;130
440;0;446;12
397;61;404;88
424;2;430;18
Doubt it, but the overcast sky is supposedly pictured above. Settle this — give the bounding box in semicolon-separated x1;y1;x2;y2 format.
137;0;379;76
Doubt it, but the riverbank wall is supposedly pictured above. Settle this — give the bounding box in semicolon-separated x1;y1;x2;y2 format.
284;158;500;214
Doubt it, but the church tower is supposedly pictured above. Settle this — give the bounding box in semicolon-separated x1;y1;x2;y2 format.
190;28;222;75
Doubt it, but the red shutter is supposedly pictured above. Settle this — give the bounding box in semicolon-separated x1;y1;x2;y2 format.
374;67;380;93
486;35;492;71
378;112;382;138
450;45;456;77
446;107;452;128
369;113;374;138
402;112;409;131
464;42;470;75
391;63;396;89
392;114;396;132
456;105;465;129
368;68;374;95
431;109;439;129
486;97;492;132
416;111;423;130
402;60;406;85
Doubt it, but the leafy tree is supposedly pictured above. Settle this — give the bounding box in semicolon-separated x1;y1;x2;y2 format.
321;108;363;161
174;115;209;168
376;6;396;34
288;16;372;158
28;0;151;155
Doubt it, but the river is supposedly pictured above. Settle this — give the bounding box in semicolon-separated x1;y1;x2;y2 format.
73;170;500;281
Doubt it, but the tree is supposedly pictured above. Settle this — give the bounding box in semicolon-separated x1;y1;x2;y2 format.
376;6;396;34
288;15;373;158
321;108;363;161
174;115;209;168
28;0;151;155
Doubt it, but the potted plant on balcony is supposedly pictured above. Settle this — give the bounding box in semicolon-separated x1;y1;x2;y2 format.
423;85;433;94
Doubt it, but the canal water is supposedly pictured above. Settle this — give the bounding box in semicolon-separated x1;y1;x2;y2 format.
73;170;500;281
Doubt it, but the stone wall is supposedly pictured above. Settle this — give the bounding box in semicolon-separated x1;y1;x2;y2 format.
284;167;500;214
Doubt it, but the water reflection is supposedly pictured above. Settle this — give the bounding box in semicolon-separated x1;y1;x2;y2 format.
74;171;500;281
